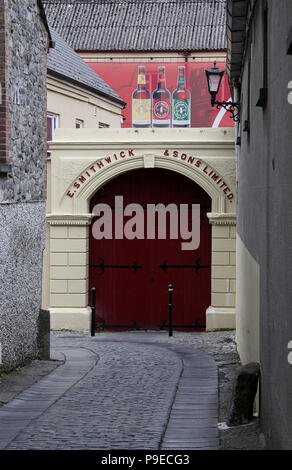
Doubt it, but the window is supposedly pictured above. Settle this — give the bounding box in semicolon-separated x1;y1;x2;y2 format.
47;113;59;155
47;113;59;141
98;122;109;128
76;119;84;129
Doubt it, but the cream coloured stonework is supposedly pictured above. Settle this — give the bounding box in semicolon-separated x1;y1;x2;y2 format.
47;76;123;130
43;128;236;331
206;214;236;330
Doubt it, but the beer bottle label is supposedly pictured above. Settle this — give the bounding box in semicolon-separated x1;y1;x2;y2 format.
172;99;191;125
132;99;151;125
138;74;146;85
152;99;171;125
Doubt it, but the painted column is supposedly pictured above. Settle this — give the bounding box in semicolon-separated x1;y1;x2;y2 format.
47;215;92;331
206;213;236;330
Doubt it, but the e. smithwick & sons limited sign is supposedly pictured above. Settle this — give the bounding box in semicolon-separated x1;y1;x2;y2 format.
66;149;234;203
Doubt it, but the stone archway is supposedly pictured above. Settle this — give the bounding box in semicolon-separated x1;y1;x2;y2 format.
43;128;236;331
65;151;231;214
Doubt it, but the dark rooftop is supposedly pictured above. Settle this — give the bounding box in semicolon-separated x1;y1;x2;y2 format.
43;0;227;52
226;0;249;80
47;27;125;106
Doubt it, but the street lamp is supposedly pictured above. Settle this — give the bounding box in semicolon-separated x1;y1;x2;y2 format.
205;61;240;122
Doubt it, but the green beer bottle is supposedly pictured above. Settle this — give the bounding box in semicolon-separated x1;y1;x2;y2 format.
172;66;191;128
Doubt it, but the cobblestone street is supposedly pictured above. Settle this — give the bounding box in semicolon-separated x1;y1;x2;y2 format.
0;330;261;451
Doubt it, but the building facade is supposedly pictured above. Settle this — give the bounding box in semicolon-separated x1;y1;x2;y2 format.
227;0;292;449
44;0;233;130
41;0;237;333
47;27;125;139
0;0;50;371
44;127;236;332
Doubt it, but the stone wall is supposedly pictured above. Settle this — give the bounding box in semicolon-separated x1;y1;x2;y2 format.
0;202;46;370
0;0;10;168
0;0;48;203
0;0;48;372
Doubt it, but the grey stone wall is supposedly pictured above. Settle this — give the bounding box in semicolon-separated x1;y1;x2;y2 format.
0;0;48;372
0;202;46;372
236;0;292;450
0;0;48;203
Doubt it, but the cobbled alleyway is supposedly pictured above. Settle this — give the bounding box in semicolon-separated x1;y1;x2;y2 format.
0;330;263;450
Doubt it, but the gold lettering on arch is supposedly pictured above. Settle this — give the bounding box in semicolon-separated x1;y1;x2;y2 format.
66;149;234;203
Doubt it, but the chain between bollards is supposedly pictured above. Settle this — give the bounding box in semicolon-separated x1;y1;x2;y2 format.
168;284;173;337
91;287;96;337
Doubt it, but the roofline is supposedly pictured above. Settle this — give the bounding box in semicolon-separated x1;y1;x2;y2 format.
47;68;126;109
37;0;53;47
75;48;227;55
226;0;249;82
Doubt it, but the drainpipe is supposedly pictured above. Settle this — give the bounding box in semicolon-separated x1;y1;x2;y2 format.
233;79;240;360
184;51;191;63
233;80;241;178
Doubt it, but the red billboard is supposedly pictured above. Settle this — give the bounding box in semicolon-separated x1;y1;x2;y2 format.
88;60;234;129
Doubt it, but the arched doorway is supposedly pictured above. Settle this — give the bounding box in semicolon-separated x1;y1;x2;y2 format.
89;168;211;330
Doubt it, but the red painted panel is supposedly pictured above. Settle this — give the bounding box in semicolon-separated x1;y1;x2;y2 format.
89;169;211;330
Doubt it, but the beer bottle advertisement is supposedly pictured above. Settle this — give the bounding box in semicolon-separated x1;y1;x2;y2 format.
172;66;191;128
91;61;232;128
132;66;151;128
152;66;171;128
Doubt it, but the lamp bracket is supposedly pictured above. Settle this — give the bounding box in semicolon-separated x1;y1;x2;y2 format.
214;100;241;122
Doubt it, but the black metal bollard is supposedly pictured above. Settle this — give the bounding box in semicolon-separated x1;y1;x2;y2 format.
91;287;96;337
168;284;173;337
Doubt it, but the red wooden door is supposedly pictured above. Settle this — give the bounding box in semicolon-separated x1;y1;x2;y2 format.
89;169;211;330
